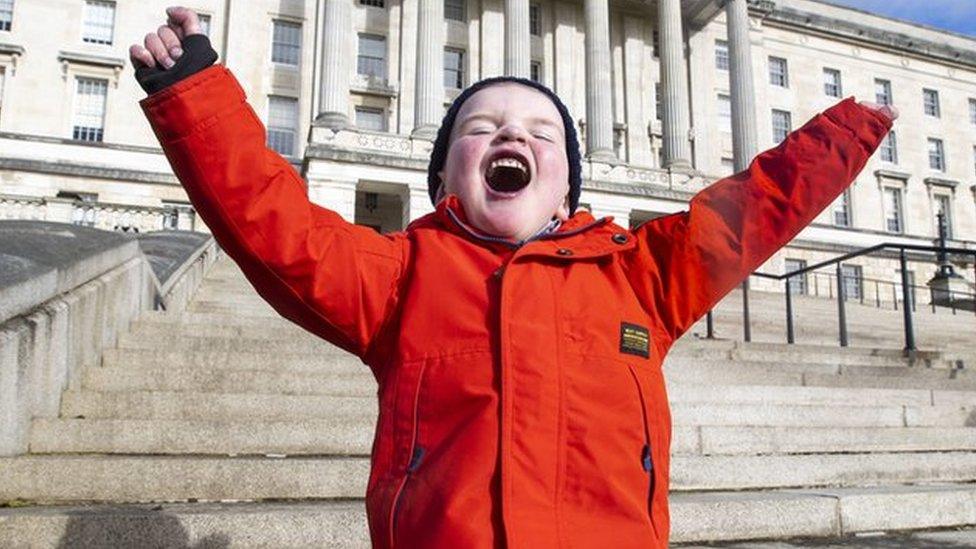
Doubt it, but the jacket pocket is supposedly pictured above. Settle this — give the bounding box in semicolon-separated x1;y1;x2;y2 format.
626;363;655;523
387;361;428;548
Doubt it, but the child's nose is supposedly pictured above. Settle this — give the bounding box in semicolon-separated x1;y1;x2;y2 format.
495;124;529;143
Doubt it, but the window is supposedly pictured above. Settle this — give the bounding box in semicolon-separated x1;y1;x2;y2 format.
718;94;731;134
529;4;541;36
445;0;465;21
655;82;662;121
83;1;115;45
875;79;892;105
721;157;734;174
357;34;386;81
355;106;387;132
530;60;541;83
271;20;302;66
928;138;945;171
823;68;841;97
934;193;953;239
923;88;940;117
360;0;385;6
883;186;903;233
444;48;464;89
832;189;851;227
785;258;808;295
768;56;788;87
840;264;863;301
72;77;107;142
197;13;211;36
973;145;976;176
0;66;4;118
652;30;659;58
880;130;897;164
771;109;791;143
0;0;12;31
715;40;729;71
267;96;298;157
970;98;976;126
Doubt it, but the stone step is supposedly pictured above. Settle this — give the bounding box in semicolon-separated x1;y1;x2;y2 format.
5;452;974;504
671;451;976;491
670;483;976;544
115;331;347;355
30;415;976;457
30;418;373;456
82;366;376;397
60;385;958;424
186;302;282;318
128;318;323;342
101;348;363;374
0;501;372;548
136;311;296;329
3;484;975;546
60;390;378;420
693;426;976;455
0;455;368;503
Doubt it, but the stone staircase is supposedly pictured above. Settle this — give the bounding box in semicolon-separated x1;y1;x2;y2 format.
2;256;976;547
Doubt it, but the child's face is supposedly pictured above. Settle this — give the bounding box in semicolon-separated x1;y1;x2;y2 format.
438;83;571;241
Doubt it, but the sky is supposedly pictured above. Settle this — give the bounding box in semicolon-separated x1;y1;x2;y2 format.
820;0;976;38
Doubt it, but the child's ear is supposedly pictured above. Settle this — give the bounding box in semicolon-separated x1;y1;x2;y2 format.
434;174;446;203
555;194;571;221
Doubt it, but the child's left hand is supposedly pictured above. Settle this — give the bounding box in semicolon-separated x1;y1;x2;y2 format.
858;101;899;123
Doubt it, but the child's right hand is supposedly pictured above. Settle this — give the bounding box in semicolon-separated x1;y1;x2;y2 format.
129;6;218;95
858;101;899;123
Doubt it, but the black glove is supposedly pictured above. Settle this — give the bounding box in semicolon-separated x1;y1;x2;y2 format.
135;33;219;96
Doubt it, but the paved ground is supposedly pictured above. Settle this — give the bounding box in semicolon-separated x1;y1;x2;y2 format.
678;527;976;548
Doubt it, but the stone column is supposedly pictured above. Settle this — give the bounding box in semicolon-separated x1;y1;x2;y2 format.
583;0;615;162
725;0;758;171
505;0;531;77
316;0;352;128
412;0;444;139
658;0;692;169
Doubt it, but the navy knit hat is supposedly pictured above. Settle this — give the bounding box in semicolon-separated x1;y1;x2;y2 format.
427;76;583;214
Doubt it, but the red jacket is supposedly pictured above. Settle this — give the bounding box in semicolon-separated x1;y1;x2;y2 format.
141;65;891;548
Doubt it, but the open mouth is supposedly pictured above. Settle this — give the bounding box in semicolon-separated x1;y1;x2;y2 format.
485;153;531;194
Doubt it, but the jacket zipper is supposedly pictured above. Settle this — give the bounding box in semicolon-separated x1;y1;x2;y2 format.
627;365;655;519
388;363;427;547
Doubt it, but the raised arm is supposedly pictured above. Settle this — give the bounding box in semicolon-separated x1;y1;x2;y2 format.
624;97;893;343
133;8;407;369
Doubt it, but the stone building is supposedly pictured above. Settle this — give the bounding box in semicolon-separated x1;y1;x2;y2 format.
1;0;974;305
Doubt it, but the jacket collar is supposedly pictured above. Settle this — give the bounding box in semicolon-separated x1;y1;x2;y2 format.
411;194;635;259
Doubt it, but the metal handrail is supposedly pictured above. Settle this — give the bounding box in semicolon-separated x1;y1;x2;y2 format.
705;241;976;352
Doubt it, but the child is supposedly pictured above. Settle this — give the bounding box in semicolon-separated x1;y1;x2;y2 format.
131;7;896;548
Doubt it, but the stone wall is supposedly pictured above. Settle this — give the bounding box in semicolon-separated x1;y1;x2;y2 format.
0;221;215;456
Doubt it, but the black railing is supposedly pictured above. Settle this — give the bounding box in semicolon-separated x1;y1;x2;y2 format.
704;242;976;352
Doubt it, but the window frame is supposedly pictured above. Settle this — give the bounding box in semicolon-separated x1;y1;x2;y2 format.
771;108;792;144
880;130;898;164
882;186;904;234
875;78;892;106
82;0;116;45
923;88;941;118
928;137;946;172
715;39;729;71
266;95;299;157
356;33;387;82
271;19;302;67
823;68;842;98
840;264;863;301
832;188;852;227
718;93;731;134
444;47;465;90
71;76;109;142
529;4;541;36
355;106;387;132
768;56;788;88
933;192;953;239
0;0;13;32
444;0;465;22
784;258;808;295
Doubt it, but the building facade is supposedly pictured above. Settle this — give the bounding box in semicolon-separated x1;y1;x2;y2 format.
1;0;975;303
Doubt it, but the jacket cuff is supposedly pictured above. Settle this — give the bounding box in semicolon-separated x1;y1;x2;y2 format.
822;96;893;151
139;65;245;144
